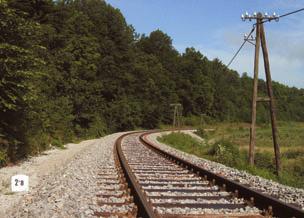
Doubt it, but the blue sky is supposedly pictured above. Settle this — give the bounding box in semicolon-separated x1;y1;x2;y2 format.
106;0;304;88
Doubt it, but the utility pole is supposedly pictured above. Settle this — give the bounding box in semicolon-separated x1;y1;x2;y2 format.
249;13;261;166
170;103;182;129
242;12;281;175
260;23;281;173
200;113;206;128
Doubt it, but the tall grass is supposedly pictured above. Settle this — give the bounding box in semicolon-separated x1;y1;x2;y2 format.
159;128;304;188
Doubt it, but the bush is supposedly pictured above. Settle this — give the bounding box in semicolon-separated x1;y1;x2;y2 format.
238;126;245;131
292;158;304;177
86;117;107;138
0;149;8;167
52;138;65;149
207;140;242;166
0;136;9;167
158;132;206;157
284;157;304;178
183;115;200;126
26;132;51;156
254;152;275;171
282;149;304;159
182;115;215;127
278;170;304;188
195;127;208;138
207;140;238;155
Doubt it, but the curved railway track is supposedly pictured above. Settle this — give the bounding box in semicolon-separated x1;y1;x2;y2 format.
93;140;137;217
113;131;304;218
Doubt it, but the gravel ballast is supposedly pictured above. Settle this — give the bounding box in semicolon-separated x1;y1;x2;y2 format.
147;131;304;211
122;134;261;216
0;132;127;217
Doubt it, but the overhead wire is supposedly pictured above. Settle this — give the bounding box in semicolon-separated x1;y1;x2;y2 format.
226;7;304;68
279;7;304;18
226;26;255;68
261;7;304;24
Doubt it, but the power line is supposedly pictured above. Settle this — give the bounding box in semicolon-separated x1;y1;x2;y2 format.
279;7;304;18
226;26;255;68
261;7;304;24
227;7;304;67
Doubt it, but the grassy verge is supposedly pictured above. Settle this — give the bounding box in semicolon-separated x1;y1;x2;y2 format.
158;127;304;189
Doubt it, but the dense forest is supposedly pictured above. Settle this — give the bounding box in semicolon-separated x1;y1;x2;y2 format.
0;0;303;166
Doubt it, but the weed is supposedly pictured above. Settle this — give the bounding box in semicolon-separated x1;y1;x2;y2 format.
159;127;304;188
0;149;8;167
52;138;66;149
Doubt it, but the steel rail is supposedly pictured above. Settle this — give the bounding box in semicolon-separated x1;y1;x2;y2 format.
115;131;156;218
139;130;304;218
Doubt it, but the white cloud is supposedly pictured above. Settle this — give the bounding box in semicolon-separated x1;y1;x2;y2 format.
175;13;304;88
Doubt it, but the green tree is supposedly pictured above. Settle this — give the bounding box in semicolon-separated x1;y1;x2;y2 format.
0;1;45;160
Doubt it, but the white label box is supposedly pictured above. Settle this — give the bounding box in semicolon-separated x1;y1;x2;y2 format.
11;174;29;192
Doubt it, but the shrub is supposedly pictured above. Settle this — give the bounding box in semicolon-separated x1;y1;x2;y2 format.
278;170;304;188
86;117;107;138
282;149;304;159
0;136;9;167
208;140;239;155
195;127;208;138
284;157;304;177
183;115;201;126
52;138;65;149
254;152;275;171
25;132;51;156
207;140;242;166
238;126;245;131
0;149;8;167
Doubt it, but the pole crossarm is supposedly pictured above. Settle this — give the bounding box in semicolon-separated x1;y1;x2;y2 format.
241;11;279;22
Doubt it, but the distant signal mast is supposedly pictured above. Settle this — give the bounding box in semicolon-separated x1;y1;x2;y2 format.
170;103;182;129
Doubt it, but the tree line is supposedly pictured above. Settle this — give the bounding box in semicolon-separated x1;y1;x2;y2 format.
1;0;303;166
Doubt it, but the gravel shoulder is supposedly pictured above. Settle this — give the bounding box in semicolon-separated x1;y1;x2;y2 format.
0;132;127;217
148;131;304;210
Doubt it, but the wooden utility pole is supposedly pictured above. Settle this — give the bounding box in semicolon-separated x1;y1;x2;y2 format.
200;113;206;128
260;23;281;173
249;13;261;166
243;12;281;174
170;103;182;128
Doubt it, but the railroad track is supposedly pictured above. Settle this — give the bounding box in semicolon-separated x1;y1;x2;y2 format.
111;131;304;218
93;140;137;217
